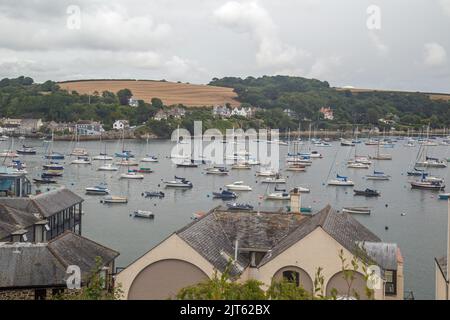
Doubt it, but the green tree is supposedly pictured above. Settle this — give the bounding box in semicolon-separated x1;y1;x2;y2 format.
151;97;164;109
117;88;132;105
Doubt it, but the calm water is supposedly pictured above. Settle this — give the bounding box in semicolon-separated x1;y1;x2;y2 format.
10;137;450;299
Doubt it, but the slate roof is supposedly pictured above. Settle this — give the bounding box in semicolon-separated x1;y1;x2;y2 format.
177;205;387;276
0;187;83;219
29;187;84;217
0;231;119;289
0;203;44;240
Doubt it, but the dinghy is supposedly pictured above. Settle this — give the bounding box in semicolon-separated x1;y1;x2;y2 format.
85;184;109;195
98;163;119;171
365;171;391;181
133;210;154;219
101;196;128;204
256;169;278;177
141;155;158;162
226;203;254;211
71;157;91;165
438;193;450;200
164;176;193;188
342;207;371;214
353;189;380;197
142;191;165;198
17;145;36;155
205;167;229;175
213;190;237;200
120;171;144;179
33;178;57;184
225;181;252;191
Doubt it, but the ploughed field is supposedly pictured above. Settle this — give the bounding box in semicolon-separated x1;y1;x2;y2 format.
58;80;240;107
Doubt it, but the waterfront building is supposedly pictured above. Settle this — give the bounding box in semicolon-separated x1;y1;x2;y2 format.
0;186;84;242
116;194;404;300
113;120;130;130
319;107;334;120
76;120;105;136
0;231;119;300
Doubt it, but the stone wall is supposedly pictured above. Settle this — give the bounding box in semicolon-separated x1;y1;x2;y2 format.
0;287;78;300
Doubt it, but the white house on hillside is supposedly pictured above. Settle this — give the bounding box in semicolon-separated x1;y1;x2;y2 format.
113;120;130;130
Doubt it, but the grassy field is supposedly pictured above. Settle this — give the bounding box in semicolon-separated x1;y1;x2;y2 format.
58;79;240;107
335;87;450;101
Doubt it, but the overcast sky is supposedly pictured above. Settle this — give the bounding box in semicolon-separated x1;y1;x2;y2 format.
0;0;449;92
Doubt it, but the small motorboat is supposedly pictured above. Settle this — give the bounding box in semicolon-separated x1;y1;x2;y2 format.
415;157;447;168
365;171;391;181
120;171;144;179
226;203;254;211
342;207;371;214
205;167;229;175
177;161;198;168
340;139;355;147
116;159;139;166
0;150;18;158
133;210;154;219
115;151;135;158
309;151;323;158
231;163;251;170
70;148;89;157
290;186;311;193
17;145;36;155
410;180;445;190
135;167;153;173
247;158;260;165
85;184;109;195
101;196;128;204
438;193;450;200
9;160;26;169
225;181;252;191
164;176;193;188
42;170;63;178
353;189;381;197
45;152;65;160
266;191;290;200
142;191;165;198
261;176;287;184
407;168;426;176
347;162;370;169
256;169;278;177
285;164;306;172
98;163;119;171
328;175;355;186
212;190;237;200
33;178;57;184
71;157;91;165
92;154;113;161
141;155;158;162
43;163;64;171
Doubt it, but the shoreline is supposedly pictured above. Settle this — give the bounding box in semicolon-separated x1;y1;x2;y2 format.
5;129;449;141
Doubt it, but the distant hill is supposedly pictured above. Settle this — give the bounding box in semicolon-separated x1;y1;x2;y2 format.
335;87;450;102
58;79;240;107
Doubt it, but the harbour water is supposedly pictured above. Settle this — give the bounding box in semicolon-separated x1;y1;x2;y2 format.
9;138;450;299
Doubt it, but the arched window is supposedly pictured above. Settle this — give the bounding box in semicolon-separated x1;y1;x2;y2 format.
282;270;300;286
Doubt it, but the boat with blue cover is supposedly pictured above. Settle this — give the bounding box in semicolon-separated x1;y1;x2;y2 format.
213;190;237;200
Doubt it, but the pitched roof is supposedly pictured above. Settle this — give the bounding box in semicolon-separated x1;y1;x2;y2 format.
0;204;41;240
0;231;119;289
29;187;83;217
177;205;385;276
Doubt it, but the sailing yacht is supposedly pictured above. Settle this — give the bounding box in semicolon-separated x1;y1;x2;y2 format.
70;125;89;156
328;174;355;186
141;137;158;162
369;140;392;160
